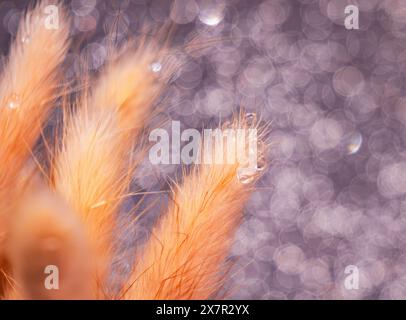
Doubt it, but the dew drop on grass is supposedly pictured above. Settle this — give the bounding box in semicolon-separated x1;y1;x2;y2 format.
7;93;21;109
22;35;30;44
256;155;266;172
245;112;257;126
150;62;162;73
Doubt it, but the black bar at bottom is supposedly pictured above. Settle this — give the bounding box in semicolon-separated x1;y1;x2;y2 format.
0;299;392;318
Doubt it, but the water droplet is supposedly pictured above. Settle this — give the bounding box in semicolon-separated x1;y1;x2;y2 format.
256;155;266;172
7;93;21;109
199;10;223;26
150;62;162;73
345;132;362;155
22;35;30;44
245;113;257;126
237;167;257;185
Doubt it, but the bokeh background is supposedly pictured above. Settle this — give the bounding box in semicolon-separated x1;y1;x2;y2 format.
2;0;406;299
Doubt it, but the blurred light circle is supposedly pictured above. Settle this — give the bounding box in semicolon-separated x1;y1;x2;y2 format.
378;162;406;198
344;92;378;123
210;50;241;77
326;0;352;25
243;57;275;88
74;11;98;32
71;0;97;17
207;88;234;116
149;0;171;22
257;0;291;29
274;269;299;290
301;3;330;28
380;280;406;300
269;131;296;161
300;258;333;292
303;174;334;202
291;103;320;131
310;118;343;151
333;66;365;97
270;192;300;228
273;244;305;274
281;63;312;88
302;21;332;41
170;0;198;24
368;128;398;159
82;42;106;70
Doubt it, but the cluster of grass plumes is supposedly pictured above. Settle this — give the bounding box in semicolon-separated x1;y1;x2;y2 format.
0;1;269;300
0;1;69;297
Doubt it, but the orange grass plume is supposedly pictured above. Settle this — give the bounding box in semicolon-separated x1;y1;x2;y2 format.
122;114;268;299
0;1;69;296
51;40;169;297
0;1;69;192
